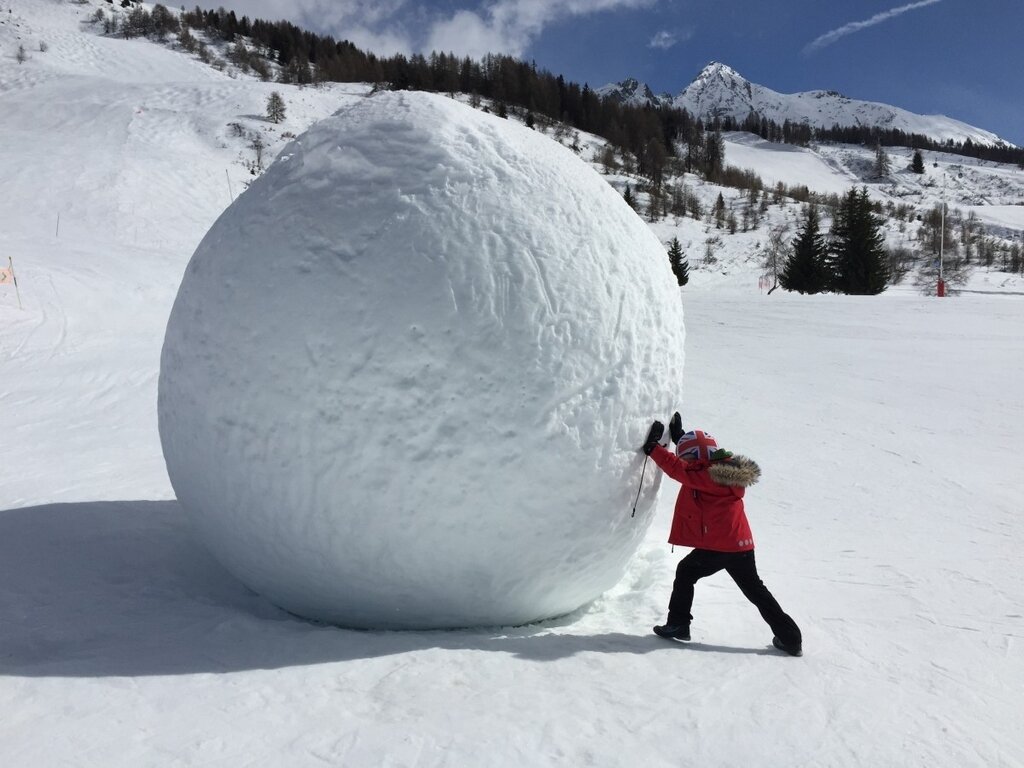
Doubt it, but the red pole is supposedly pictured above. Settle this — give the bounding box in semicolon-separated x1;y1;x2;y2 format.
937;279;946;298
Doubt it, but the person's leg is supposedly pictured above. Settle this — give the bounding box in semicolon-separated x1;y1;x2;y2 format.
724;551;802;648
666;549;730;627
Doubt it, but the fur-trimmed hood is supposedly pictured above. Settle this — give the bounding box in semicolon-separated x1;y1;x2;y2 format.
707;455;761;488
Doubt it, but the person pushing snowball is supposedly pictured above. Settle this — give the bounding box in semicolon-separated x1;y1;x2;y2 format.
641;412;803;656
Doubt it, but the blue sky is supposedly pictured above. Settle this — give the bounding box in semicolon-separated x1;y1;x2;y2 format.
215;1;1023;145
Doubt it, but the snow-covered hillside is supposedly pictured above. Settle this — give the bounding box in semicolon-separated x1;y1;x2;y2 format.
600;62;1012;148
2;2;1024;766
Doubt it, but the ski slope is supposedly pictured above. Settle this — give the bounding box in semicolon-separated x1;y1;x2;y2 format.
1;2;1023;766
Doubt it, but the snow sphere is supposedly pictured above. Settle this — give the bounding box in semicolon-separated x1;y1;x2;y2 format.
159;91;685;629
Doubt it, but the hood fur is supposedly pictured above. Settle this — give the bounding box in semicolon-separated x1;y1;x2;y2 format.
707;455;761;488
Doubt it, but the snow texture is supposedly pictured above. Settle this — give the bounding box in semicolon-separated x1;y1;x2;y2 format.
158;91;685;629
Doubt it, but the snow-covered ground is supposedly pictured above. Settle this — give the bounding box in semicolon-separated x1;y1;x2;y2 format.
2;2;1023;766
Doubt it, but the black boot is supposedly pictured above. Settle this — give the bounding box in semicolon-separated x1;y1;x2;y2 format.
772;636;802;657
653;624;691;641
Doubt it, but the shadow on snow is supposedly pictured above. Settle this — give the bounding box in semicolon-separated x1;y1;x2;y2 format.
0;501;772;678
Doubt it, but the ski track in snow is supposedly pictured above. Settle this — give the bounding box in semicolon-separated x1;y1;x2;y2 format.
1;1;1023;766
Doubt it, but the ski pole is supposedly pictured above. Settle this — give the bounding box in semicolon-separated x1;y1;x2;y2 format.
630;454;650;518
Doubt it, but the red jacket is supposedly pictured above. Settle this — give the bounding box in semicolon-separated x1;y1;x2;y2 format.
649;444;760;552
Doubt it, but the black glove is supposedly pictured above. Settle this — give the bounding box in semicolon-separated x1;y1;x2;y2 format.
669;412;683;444
642;420;664;455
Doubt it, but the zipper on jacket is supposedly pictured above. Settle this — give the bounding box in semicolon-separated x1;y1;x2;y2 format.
694;490;706;538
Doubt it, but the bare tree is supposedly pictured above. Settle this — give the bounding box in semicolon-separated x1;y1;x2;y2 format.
16;44;27;64
599;145;618;175
249;134;266;174
762;223;791;293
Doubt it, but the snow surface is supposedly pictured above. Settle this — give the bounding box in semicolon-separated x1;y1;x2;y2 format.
2;1;1024;765
722;131;859;195
159;90;684;629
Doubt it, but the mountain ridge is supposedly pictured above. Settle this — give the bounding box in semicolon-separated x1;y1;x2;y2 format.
598;62;1011;149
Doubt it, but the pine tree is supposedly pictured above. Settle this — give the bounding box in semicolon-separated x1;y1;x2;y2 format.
645;189;660;222
667;237;689;286
828;187;891;295
911;149;925;174
713;192;726;229
622;183;637;212
266;91;286;123
644;137;667;188
872;141;891;179
701;129;725;181
780;205;829;294
599;145;618;174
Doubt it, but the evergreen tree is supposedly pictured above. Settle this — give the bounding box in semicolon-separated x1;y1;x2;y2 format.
266;91;286;123
779;205;829;294
701;129;725;181
911;149;925;174
713;192;726;229
645;188;661;222
684;123;703;174
828;187;891;295
622;183;637;212
667;237;689;286
644;137;667;188
599;145;618;174
872;141;891;179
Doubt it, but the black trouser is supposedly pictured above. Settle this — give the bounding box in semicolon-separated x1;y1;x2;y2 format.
667;548;802;647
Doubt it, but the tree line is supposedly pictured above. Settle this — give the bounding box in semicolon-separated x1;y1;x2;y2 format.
107;5;1022;177
774;186;1024;294
723;111;1023;168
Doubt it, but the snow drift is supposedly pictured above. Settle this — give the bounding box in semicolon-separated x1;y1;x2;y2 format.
158;91;685;629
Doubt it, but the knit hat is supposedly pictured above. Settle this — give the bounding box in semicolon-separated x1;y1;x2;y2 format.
676;430;718;461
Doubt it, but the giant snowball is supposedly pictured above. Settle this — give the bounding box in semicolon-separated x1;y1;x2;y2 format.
159;91;685;629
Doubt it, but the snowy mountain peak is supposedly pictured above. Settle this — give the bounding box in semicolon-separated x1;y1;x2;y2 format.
595;77;669;108
675;66;1009;146
690;61;746;87
598;63;1010;147
679;62;756;120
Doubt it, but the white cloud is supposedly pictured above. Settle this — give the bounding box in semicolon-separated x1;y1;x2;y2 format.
202;0;656;59
425;0;657;59
426;10;520;58
649;30;676;49
211;0;416;54
804;0;942;54
648;27;692;50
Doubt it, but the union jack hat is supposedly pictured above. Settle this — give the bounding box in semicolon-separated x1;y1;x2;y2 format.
676;429;718;461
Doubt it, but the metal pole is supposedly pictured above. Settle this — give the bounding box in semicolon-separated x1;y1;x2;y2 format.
938;173;946;297
630;455;650;518
8;256;22;310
